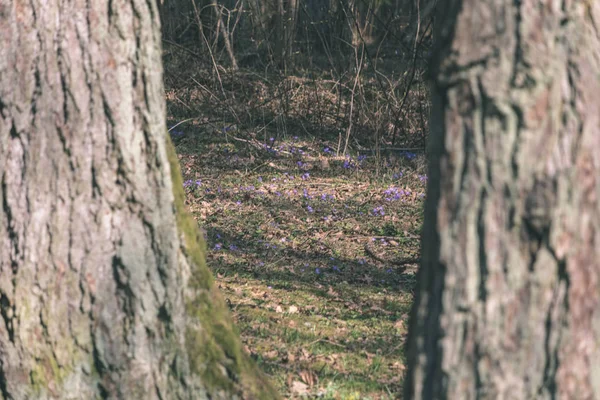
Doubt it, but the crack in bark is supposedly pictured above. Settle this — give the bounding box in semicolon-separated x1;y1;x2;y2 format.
539;283;559;399
0;98;7;120
477;78;493;185
1;173;17;267
112;255;136;328
30;64;42;120
509;104;523;183
475;77;491;304
476;190;488;303
456;117;471;216
107;0;115;27
143;219;169;287
101;95;115;129
0;294;14;344
543;258;569;398
510;0;524;87
1;168;22;296
90;323;112;400
0;357;11;400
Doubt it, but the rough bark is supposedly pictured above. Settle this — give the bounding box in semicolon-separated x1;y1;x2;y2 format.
405;1;600;399
0;1;277;399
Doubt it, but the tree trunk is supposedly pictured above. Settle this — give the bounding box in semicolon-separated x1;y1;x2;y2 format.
159;0;194;42
0;2;277;399
285;0;299;68
405;1;600;399
275;0;286;68
211;0;239;70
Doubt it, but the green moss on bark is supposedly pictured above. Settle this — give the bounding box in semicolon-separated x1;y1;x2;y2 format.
30;355;61;394
165;135;280;399
29;350;84;398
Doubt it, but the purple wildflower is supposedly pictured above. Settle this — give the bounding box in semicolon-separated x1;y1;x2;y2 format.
400;151;417;160
372;206;385;216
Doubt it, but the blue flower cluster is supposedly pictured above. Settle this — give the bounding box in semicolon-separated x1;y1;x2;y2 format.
399;151;417;160
372;206;385;216
383;186;411;201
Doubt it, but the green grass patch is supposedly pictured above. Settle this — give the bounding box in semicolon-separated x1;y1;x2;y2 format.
166;57;426;398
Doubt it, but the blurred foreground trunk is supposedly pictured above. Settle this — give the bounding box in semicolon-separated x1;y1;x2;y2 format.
406;1;600;399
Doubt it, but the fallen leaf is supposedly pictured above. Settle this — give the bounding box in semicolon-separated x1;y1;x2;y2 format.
299;370;318;387
391;361;406;371
264;350;278;359
291;381;309;396
300;348;311;361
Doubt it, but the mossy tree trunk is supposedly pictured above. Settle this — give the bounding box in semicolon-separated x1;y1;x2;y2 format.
0;1;278;399
405;1;600;399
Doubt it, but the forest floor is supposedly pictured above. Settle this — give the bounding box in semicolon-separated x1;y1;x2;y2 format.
165;49;427;399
